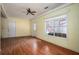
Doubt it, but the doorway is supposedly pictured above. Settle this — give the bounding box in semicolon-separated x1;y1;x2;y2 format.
8;21;16;37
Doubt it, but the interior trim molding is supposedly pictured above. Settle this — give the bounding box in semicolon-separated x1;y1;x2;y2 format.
1;36;32;39
32;3;72;20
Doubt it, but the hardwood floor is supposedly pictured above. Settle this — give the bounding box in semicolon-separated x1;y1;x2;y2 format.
1;36;79;55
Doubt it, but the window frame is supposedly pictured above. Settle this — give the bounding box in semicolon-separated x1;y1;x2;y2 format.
45;15;68;38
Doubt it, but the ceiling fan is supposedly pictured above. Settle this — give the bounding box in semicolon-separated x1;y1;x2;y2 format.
26;8;36;15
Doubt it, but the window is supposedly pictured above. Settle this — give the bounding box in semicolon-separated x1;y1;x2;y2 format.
45;18;55;36
45;15;67;38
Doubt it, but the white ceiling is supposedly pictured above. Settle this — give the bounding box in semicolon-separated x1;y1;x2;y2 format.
3;3;65;19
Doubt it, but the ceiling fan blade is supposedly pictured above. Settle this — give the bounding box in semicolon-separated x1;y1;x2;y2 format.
28;8;31;11
30;12;35;15
26;8;30;12
31;11;36;13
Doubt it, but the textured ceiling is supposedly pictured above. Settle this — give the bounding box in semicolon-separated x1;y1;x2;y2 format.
3;3;65;19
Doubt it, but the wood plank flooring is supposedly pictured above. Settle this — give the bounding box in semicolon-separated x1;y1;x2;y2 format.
1;36;79;55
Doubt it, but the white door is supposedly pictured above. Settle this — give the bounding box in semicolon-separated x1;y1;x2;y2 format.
8;21;16;37
32;23;36;36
